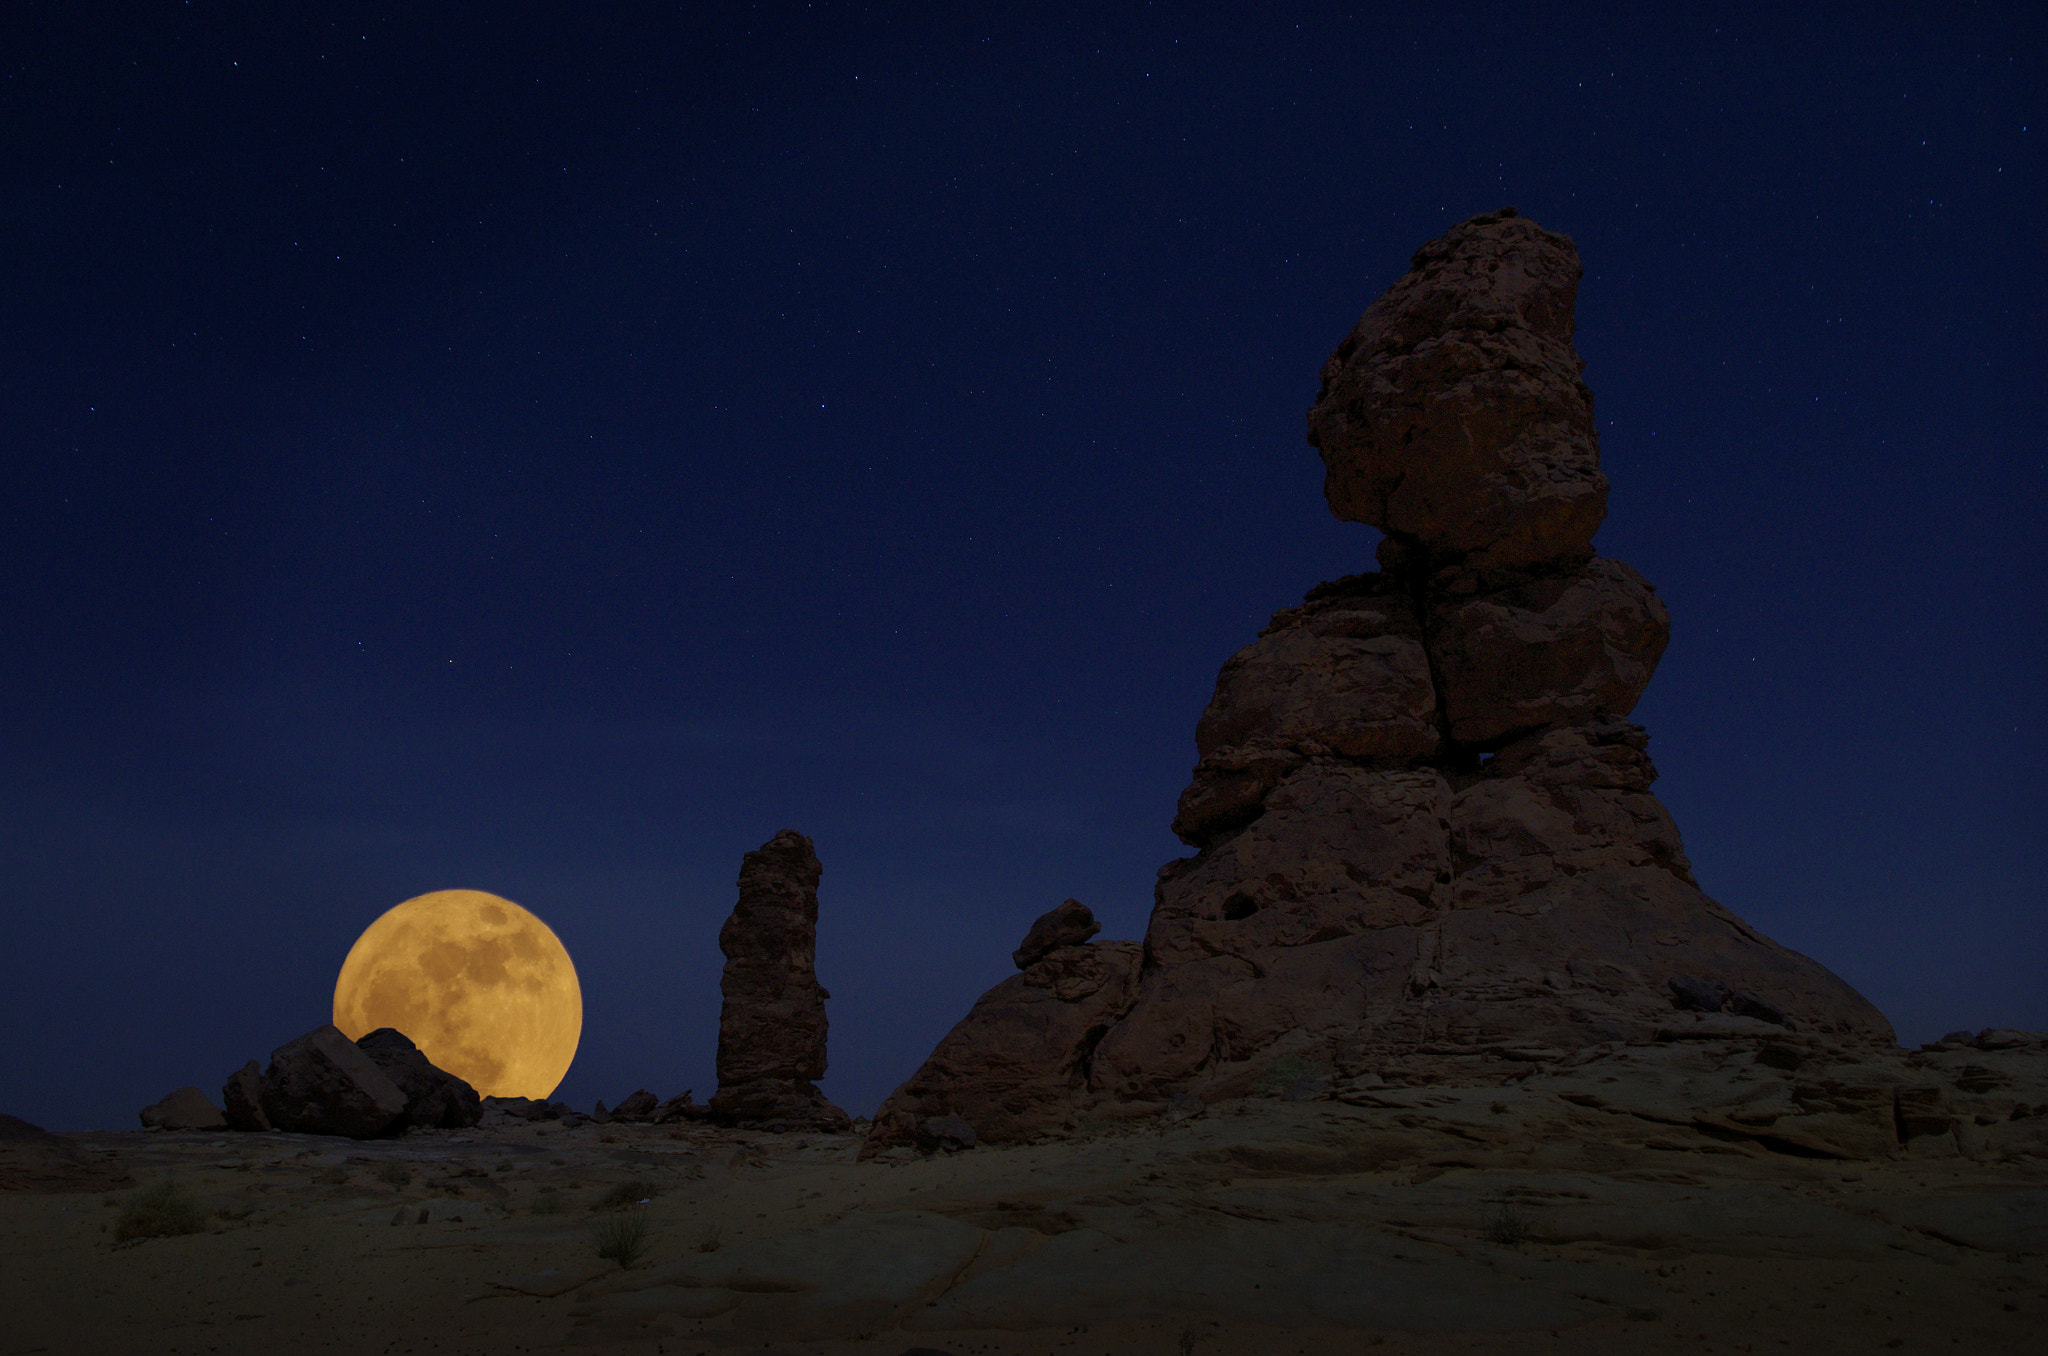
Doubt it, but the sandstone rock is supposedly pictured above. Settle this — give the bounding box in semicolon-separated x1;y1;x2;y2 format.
1428;557;1669;744
139;1086;226;1131
354;1028;482;1129
1307;207;1608;570
876;209;1898;1148
1011;900;1101;969
865;939;1142;1154
221;1061;270;1132
710;831;851;1133
610;1089;659;1122
1195;578;1438;763
258;1024;408;1138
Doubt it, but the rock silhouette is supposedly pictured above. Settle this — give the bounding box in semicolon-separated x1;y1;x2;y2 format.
257;1024;410;1138
710;830;852;1132
354;1028;483;1130
138;1086;225;1131
871;208;1893;1150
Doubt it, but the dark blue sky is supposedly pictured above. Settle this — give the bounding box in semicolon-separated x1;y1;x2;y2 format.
4;3;2041;1131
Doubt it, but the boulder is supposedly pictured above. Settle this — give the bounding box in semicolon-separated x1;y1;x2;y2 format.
1307;207;1608;570
1011;900;1101;968
1428;557;1669;744
258;1024;408;1138
138;1086;225;1131
709;830;852;1132
221;1061;270;1131
866;940;1142;1154
610;1089;659;1122
354;1028;482;1129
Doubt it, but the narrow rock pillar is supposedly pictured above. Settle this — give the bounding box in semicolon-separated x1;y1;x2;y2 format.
709;830;851;1132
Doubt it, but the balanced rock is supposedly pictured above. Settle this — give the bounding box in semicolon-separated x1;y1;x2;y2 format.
1306;206;1607;571
138;1086;225;1131
709;830;852;1132
1012;899;1102;968
870;210;1894;1153
257;1024;408;1138
354;1028;482;1129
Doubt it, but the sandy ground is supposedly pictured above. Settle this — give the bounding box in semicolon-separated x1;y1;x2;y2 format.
4;1103;2043;1356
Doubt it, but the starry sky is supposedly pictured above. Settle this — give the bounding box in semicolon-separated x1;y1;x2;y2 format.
4;3;2042;1132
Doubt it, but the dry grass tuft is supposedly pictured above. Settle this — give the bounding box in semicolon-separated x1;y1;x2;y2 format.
592;1207;650;1268
114;1180;210;1242
1485;1201;1532;1247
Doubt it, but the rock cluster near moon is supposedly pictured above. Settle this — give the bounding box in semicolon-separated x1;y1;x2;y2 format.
866;207;1895;1151
332;889;583;1101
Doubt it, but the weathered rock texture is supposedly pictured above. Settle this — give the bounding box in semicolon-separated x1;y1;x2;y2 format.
869;209;1895;1153
354;1028;483;1130
221;1061;270;1132
710;830;852;1132
256;1024;409;1138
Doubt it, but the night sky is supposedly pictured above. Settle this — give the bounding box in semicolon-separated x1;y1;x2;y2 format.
4;4;2041;1132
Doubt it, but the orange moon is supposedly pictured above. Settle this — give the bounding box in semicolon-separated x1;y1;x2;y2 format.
332;889;582;1100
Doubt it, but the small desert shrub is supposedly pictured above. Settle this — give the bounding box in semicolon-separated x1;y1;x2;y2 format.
114;1180;210;1241
590;1179;661;1212
375;1163;412;1188
592;1207;650;1268
696;1222;723;1253
1485;1201;1532;1247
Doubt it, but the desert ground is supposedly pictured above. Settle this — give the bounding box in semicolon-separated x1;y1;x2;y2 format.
7;1044;2044;1356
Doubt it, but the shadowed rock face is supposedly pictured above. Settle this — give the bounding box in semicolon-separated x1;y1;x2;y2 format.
257;1025;409;1139
870;209;1895;1152
354;1028;482;1130
710;830;851;1132
1306;206;1607;572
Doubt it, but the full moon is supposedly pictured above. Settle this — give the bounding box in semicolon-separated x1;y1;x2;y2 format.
332;889;582;1100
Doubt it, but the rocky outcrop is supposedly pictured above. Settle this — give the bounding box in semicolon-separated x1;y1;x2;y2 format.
870;209;1895;1153
257;1025;409;1138
0;1113;134;1193
138;1086;226;1131
869;902;1139;1155
354;1028;483;1129
221;1061;270;1131
709;831;852;1132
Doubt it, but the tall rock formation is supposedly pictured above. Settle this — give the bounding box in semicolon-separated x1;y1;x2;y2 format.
710;830;852;1132
870;208;1893;1152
